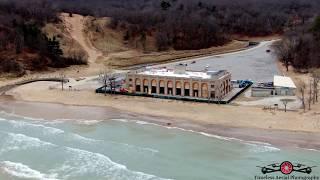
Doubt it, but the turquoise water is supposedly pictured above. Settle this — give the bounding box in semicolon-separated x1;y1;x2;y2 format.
0;112;319;180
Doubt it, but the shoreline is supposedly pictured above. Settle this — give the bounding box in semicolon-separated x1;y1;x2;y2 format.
5;82;320;132
1;95;320;151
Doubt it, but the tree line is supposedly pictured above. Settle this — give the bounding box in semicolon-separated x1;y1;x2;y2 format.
0;0;87;76
54;0;320;50
273;16;320;71
2;0;320;51
1;0;320;75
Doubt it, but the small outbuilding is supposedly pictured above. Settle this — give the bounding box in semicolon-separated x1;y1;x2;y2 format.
273;75;296;96
251;75;296;97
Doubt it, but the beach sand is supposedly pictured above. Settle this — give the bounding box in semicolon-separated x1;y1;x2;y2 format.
5;81;320;132
1;81;320;150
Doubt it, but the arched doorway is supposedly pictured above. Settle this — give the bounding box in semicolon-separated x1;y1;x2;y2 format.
151;79;157;94
159;80;165;94
193;82;199;97
176;81;182;96
143;79;149;93
201;83;208;98
184;82;190;96
135;78;141;92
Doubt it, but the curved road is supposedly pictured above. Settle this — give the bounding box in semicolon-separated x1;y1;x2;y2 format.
153;40;280;83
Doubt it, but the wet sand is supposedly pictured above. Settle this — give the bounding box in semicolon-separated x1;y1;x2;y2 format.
6;82;320;132
1;95;320;150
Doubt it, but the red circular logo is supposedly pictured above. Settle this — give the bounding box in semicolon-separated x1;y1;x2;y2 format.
281;161;293;174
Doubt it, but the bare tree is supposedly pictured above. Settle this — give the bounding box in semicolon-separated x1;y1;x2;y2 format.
280;98;295;112
272;39;296;72
312;69;320;103
308;79;313;110
99;69;116;96
297;80;306;112
59;72;66;91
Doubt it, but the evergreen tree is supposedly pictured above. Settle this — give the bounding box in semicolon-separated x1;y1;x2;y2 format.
312;16;320;40
161;1;171;10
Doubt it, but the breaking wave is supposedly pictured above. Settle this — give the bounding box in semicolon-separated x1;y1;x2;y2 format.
0;132;55;154
54;147;169;180
0;131;168;180
0;116;159;156
0;161;59;180
245;143;280;153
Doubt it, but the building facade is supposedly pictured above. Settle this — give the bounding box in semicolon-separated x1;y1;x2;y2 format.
125;65;232;100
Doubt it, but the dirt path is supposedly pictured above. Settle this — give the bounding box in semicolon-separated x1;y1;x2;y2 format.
61;13;103;65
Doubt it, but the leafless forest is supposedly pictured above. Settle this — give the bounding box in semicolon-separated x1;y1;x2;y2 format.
0;0;319;75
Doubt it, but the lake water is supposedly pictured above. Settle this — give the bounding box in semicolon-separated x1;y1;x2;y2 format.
0;112;319;180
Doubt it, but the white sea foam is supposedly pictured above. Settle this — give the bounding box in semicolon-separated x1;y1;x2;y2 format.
0;130;164;179
135;120;151;125
302;148;320;152
0;115;105;145
0;113;65;135
0;132;55;154
58;118;103;125
7;120;65;135
124;119;281;153
200;132;276;151
199;132;236;141
0;111;100;126
110;141;159;154
22;116;45;121
246;143;280;153
0;112;281;156
53;146;170;180
111;118;129;122
41;120;65;125
70;133;103;143
1;116;159;155
75;120;102;125
0;161;59;180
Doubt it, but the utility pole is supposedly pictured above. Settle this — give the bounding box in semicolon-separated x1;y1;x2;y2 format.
59;72;66;91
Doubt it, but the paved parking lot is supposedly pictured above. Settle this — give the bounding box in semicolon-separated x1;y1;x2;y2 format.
154;40;280;82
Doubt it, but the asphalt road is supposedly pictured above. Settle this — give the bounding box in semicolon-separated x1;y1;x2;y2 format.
154;40;281;83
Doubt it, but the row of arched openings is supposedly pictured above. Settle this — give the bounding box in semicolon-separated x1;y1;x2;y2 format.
135;79;209;98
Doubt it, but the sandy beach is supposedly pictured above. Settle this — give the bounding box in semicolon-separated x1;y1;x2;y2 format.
4;81;320;132
1;81;320;150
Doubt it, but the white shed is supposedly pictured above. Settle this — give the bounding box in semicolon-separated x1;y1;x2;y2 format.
273;75;296;96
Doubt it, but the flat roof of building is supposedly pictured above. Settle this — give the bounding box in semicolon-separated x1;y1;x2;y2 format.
136;68;227;80
273;75;296;88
